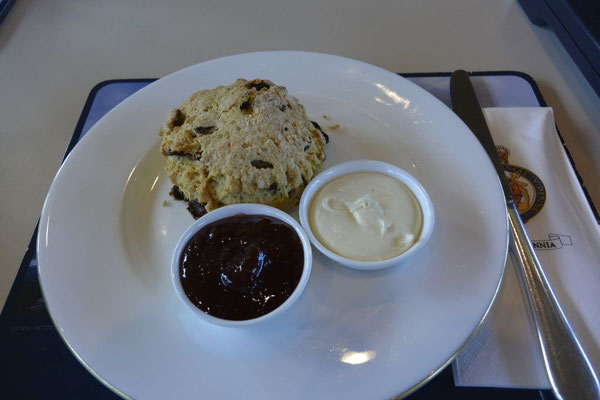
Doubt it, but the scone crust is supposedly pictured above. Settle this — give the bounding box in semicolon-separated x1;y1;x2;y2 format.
159;79;326;212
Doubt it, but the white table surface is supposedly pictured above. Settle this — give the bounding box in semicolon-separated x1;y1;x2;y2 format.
1;0;599;314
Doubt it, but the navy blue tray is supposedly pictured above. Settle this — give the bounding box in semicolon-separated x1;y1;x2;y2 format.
0;74;560;399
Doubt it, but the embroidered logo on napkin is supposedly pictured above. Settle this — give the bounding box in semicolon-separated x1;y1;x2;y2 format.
496;145;546;223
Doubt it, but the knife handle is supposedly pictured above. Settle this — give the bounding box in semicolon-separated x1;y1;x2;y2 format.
507;206;600;400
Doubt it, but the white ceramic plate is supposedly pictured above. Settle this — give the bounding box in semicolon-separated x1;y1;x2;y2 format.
38;52;508;399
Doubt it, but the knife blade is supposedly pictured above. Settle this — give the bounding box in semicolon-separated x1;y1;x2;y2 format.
449;71;515;205
450;69;599;400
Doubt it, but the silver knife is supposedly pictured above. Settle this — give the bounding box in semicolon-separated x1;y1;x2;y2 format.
450;69;600;400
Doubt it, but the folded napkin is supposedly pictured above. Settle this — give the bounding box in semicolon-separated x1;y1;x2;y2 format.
452;107;600;388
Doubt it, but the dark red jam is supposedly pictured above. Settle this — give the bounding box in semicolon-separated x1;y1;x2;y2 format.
179;214;304;320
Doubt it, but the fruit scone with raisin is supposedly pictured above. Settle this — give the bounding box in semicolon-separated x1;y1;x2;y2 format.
159;78;328;218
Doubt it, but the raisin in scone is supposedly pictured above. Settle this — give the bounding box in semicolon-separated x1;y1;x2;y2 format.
159;79;327;216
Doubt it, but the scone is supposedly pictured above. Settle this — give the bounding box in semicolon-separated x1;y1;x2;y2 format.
159;78;327;218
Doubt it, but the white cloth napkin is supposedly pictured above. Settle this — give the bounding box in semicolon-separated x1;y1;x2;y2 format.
452;107;600;388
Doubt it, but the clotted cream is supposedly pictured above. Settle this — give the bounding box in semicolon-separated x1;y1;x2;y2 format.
309;172;423;261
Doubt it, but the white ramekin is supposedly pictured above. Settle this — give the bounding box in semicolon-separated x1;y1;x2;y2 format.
299;160;435;270
171;203;312;327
